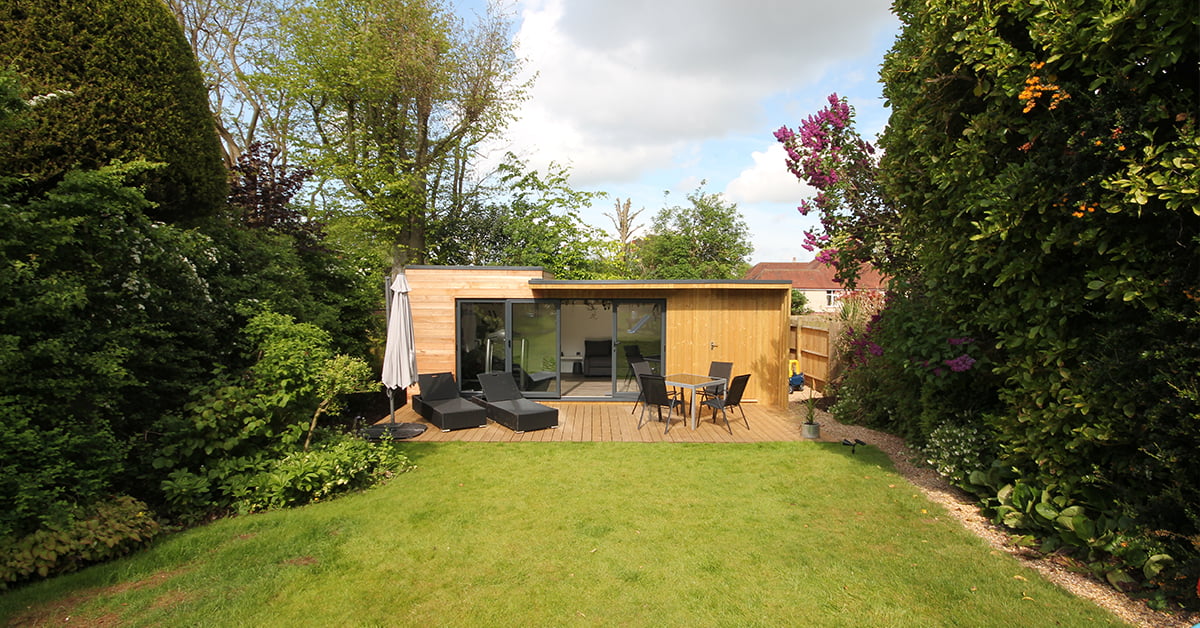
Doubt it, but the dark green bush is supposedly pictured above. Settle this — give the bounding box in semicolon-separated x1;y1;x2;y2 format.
225;434;412;514
0;164;224;538
0;0;226;223
151;310;384;522
871;0;1199;608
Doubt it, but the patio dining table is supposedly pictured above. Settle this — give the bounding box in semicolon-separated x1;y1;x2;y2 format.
664;373;727;430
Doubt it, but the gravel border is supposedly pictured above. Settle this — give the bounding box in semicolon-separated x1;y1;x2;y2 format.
791;393;1197;628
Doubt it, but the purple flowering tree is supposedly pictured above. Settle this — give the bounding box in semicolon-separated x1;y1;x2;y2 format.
775;94;903;286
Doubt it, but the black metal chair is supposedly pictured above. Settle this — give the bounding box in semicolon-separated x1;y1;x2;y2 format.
629;360;682;417
701;373;751;434
637;373;683;434
629;359;653;415
698;361;733;403
622;344;644;387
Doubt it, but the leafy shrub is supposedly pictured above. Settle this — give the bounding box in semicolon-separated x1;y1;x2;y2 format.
0;164;224;538
152;310;380;521
875;0;1199;607
228;435;412;514
921;420;999;489
0;496;160;589
829;290;999;442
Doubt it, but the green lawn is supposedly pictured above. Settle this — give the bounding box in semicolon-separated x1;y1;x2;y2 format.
0;442;1128;627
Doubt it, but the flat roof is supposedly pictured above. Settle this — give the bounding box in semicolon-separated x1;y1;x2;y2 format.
405;266;790;289
530;279;791;291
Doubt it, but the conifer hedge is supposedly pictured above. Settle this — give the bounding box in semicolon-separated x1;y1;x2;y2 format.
0;0;226;223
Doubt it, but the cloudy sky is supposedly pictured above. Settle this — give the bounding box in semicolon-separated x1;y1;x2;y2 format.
471;0;900;264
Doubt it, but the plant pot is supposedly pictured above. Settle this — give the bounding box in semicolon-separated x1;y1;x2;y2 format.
802;422;821;439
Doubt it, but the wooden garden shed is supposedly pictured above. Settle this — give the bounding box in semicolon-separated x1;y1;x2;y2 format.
404;266;793;408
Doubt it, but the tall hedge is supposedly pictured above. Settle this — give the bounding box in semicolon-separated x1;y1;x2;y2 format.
873;0;1198;600
0;0;226;222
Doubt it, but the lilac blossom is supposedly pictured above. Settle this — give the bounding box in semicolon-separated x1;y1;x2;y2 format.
944;354;977;372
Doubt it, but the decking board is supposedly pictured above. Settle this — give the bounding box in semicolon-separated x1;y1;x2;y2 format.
383;401;805;443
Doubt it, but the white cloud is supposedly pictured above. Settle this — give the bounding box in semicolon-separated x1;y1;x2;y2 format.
740;202;819;264
504;0;898;184
475;0;899;264
724;143;813;204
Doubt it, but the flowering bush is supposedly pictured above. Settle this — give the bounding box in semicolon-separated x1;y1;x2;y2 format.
775;94;906;285
828;288;1000;443
921;421;999;488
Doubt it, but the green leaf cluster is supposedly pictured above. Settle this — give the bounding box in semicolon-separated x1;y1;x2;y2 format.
639;186;753;280
151;310;381;521
426;155;610;279
0;165;225;539
0;496;160;589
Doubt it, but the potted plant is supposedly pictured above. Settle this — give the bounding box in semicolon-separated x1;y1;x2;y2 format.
801;390;820;439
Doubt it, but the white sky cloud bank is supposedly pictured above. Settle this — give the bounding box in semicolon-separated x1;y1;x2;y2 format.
506;0;897;185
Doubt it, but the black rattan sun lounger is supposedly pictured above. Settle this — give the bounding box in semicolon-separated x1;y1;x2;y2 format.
412;372;487;432
477;372;559;433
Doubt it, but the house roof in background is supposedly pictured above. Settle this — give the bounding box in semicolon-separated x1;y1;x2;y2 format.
744;260;888;290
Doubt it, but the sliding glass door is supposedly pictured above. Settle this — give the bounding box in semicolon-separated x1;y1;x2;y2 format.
457;300;560;397
614;301;665;398
509;300;560;397
457;298;662;400
457;301;506;393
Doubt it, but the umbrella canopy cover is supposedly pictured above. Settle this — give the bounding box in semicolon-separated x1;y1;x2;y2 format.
381;274;418;391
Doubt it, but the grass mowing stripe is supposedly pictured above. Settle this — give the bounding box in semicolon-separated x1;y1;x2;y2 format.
0;442;1128;627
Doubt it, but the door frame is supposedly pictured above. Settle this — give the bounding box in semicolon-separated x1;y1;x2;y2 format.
455;297;665;400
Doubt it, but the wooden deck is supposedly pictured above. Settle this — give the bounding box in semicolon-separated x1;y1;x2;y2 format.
381;400;807;443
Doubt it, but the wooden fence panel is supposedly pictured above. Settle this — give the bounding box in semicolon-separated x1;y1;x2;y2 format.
789;318;833;393
799;326;830;392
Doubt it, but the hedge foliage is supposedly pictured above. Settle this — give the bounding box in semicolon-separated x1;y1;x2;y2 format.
0;0;226;223
0;164;225;539
0;4;385;588
829;0;1200;607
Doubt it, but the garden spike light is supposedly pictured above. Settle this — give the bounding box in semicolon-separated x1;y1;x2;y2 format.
841;438;868;454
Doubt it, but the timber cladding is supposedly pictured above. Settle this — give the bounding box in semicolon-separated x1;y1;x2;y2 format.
403;266;791;408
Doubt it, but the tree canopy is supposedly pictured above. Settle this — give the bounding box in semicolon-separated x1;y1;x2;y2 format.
638;187;753;280
271;0;527;267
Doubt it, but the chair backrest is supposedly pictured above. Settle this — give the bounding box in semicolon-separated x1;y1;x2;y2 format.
708;361;733;393
631;359;652;380
724;374;751;405
623;344;644;360
478;372;523;402
639;373;672;406
584;339;610;358
418;372;460;401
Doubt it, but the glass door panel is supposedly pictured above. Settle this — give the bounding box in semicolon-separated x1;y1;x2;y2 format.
614;301;665;398
457;301;506;392
510;301;560;397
